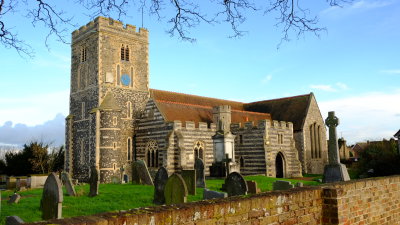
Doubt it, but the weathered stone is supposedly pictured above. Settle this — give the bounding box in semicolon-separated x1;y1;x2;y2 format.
272;180;294;190
181;169;196;195
41;173;63;220
153;167;168;205
111;176;120;184
224;172;247;197
164;173;188;205
323;111;350;183
131;160;154;185
295;182;304;187
61;172;76;196
8;193;20;204
5;216;24;225
89;166;100;197
194;158;205;188
203;188;227;200
246;180;260;194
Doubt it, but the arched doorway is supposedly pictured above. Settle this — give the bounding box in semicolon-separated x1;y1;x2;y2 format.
275;152;284;178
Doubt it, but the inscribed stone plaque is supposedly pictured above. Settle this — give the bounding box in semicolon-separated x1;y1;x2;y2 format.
89;166;99;197
131;160;154;185
164;173;188;205
61;172;76;196
272;180;294;191
203;188;227;200
181;169;196;195
41;173;63;220
224;172;248;197
194;158;205;188
105;72;114;83
8;193;20;204
153;167;168;205
246;180;260;194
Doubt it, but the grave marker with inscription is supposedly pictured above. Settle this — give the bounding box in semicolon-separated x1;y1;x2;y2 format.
41;173;63;220
153;167;168;205
194;158;205;188
164;173;188;204
131;160;154;185
181;169;196;195
224;172;248;197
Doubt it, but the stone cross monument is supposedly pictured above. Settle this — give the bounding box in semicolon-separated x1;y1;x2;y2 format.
323;111;350;183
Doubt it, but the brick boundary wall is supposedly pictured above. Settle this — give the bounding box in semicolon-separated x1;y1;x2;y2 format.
26;176;400;225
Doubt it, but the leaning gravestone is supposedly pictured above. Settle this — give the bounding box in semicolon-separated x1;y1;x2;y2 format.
224;172;248;197
323;111;350;183
203;188;227;200
41;173;63;220
153;167;169;205
5;216;24;225
8;193;20;204
61;172;76;196
272;180;294;191
131;160;154;185
89;166;99;197
164;173;188;204
181;170;196;195
246;180;261;194
194;158;205;188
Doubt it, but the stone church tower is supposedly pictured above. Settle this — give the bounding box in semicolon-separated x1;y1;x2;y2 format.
65;17;149;182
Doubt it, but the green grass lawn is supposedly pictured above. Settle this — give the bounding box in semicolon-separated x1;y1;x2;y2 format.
0;176;319;224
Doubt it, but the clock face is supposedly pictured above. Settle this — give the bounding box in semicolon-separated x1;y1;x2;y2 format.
121;74;131;86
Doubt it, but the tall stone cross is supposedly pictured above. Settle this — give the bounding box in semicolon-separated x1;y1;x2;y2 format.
325;111;341;165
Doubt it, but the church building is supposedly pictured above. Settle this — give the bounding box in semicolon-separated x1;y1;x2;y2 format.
65;17;328;183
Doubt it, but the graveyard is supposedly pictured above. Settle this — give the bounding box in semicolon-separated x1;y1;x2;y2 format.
0;175;319;224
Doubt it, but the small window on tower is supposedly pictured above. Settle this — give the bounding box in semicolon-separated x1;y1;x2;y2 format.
125;46;129;61
112;116;117;125
113;142;117;150
80;46;87;62
121;45;125;60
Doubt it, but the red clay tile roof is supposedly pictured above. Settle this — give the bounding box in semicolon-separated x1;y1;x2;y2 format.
244;94;312;131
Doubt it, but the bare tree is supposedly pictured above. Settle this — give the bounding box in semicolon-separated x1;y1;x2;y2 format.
0;0;353;56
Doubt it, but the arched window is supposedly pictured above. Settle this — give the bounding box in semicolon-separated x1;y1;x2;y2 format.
127;101;132;118
194;141;205;160
145;140;158;168
127;137;132;161
116;64;121;86
121;45;125;60
130;67;134;88
125;46;130;61
77;67;81;90
310;122;321;159
80;139;85;165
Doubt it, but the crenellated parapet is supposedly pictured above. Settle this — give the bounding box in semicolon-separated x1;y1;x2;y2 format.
168;120;216;132
72;16;148;41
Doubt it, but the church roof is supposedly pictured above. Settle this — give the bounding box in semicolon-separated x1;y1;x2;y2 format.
150;89;270;125
394;129;400;138
244;93;312;132
98;92;120;111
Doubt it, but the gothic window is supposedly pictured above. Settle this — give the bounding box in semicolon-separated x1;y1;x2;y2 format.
80;46;87;63
145;140;158;167
121;45;125;60
278;133;284;145
127;137;132;161
116;64;121;85
81;102;85;119
125;46;130;61
310;122;321;159
194;141;205;160
127;101;132;118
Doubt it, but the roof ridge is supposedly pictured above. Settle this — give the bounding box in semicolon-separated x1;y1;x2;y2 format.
247;93;311;104
150;89;245;104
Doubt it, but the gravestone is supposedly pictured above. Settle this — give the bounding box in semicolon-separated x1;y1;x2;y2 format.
119;167;125;183
61;172;76;196
123;174;129;183
224;172;248;197
111;176;120;184
164;173;188;204
5;216;24;225
246;180;260;194
194;158;205;188
8;193;20;204
295;182;304;187
131;160;154;185
89;166;99;197
272;180;294;190
203;188;227;200
153;167;168;205
323;111;350;183
181;170;196;195
41;173;63;220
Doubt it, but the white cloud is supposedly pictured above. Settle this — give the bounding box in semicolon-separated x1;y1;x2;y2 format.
310;84;337;92
380;69;400;75
262;74;273;84
321;0;394;17
336;82;349;90
0;90;69;126
319;90;400;144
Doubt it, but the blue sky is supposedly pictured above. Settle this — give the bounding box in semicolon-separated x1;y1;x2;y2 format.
0;0;399;146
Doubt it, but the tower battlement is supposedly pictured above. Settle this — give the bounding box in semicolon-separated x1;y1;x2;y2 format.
169;120;216;131
72;16;148;40
230;119;293;131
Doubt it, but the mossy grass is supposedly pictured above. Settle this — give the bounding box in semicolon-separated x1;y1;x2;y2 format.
0;176;319;224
